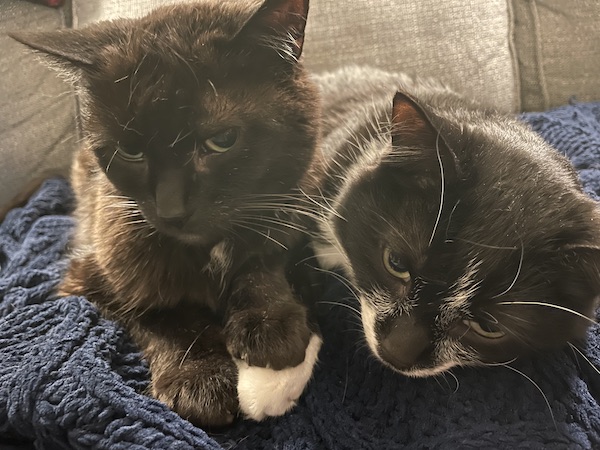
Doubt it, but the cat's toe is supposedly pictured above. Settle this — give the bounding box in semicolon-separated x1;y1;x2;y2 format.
236;333;322;421
225;304;312;369
152;358;239;428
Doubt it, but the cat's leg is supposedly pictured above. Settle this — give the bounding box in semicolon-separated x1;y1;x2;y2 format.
60;259;239;427
223;257;322;420
131;306;239;427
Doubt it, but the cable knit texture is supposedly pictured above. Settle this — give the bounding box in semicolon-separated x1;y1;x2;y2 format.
1;103;599;449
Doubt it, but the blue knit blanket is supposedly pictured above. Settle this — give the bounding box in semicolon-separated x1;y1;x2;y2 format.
1;103;600;449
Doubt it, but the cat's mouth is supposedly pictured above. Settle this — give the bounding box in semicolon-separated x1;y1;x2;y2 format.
139;205;225;247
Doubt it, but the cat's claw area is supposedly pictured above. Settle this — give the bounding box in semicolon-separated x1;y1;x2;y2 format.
236;334;322;421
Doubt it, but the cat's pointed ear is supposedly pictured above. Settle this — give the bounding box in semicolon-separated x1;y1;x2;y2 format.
9;26;125;79
391;91;462;184
236;0;310;62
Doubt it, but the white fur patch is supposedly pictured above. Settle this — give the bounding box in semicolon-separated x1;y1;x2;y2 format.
400;361;459;377
205;240;233;276
236;334;322;421
359;299;379;358
439;258;482;327
312;240;347;270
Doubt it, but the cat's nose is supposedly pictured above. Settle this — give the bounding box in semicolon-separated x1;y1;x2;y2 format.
155;168;187;223
160;215;188;229
379;314;432;370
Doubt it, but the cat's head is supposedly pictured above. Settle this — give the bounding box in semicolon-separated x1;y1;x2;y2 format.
326;91;600;376
11;0;319;247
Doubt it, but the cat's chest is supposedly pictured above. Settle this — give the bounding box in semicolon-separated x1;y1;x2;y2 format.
202;240;234;281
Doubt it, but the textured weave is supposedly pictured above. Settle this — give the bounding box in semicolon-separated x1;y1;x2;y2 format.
511;0;600;112
1;103;600;449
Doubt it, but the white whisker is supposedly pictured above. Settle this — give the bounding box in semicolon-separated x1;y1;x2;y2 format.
568;342;600;376
503;364;556;430
497;301;598;326
179;325;210;369
429;132;445;247
492;241;524;298
232;221;287;250
317;300;361;317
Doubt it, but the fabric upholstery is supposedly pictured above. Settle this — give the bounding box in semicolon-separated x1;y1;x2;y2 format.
511;0;600;112
0;0;77;208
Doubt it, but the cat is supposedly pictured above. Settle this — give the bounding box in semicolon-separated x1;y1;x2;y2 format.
10;0;324;427
311;66;600;377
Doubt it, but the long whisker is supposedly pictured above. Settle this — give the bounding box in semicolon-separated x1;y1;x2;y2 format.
179;325;210;368
497;301;598;326
105;148;120;174
492;241;524;298
231;221;287;250
429;132;445;247
444;199;461;239
299;187;345;221
444;238;518;251
447;370;460;393
238;214;310;235
568;342;600;376
317;300;361;317
312;266;360;298
503;364;556;430
481;357;518;367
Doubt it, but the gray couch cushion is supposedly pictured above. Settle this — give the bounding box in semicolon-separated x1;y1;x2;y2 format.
72;0;198;26
303;0;517;112
73;0;518;112
0;0;77;207
511;0;600;112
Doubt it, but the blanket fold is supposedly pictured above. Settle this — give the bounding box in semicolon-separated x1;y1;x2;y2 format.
1;102;600;449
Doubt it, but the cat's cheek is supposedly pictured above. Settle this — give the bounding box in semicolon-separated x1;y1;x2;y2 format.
235;334;322;421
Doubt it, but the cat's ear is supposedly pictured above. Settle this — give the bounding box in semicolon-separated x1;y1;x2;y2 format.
235;0;310;62
9;26;125;79
391;91;462;184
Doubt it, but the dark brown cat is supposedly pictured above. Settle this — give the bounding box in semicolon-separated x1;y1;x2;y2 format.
11;0;323;426
312;66;600;376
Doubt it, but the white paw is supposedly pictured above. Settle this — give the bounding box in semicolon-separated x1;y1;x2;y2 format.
236;334;322;421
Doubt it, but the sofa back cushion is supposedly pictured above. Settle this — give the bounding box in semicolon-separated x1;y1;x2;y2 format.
73;0;518;112
511;0;600;111
0;0;77;207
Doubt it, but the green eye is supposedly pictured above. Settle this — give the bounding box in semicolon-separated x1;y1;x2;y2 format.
462;319;506;339
383;247;411;282
204;128;238;153
116;145;144;162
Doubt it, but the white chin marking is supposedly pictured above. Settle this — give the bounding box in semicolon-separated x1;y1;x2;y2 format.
236;334;322;421
398;361;459;378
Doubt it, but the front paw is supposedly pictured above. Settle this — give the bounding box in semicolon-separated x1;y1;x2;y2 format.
225;303;311;370
151;354;239;428
237;334;322;421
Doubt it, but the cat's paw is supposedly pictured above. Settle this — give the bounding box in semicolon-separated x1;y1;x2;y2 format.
236;333;322;421
225;303;312;370
151;355;239;428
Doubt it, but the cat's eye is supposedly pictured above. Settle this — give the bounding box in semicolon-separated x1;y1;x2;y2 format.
204;128;238;153
383;247;411;283
462;319;506;339
116;145;144;162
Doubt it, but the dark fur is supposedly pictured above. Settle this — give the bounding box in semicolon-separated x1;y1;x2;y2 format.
312;67;600;376
11;0;323;426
